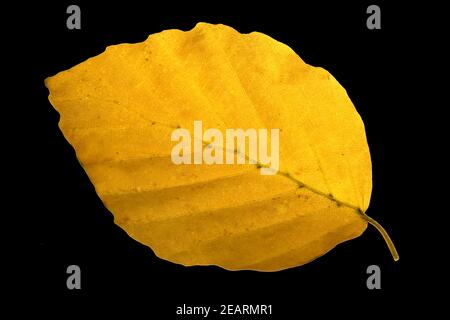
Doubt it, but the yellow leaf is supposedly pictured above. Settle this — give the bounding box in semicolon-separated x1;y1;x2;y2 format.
45;22;398;271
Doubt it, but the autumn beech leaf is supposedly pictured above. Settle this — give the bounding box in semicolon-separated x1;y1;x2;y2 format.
45;22;398;271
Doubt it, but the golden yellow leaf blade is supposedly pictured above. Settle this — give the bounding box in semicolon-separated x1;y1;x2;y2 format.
45;22;397;271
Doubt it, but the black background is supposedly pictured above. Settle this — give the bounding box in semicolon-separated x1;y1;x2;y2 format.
14;0;422;316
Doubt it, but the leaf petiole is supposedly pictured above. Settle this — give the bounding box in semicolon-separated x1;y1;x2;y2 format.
358;210;399;261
